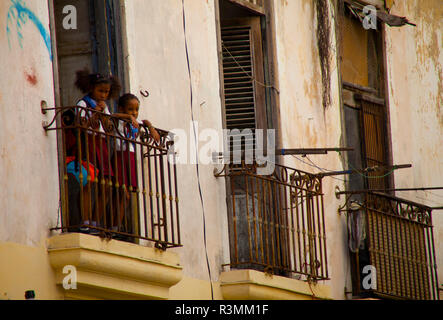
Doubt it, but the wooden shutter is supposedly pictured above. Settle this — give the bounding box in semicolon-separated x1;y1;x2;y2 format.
222;25;256;131
357;94;390;190
221;17;267;156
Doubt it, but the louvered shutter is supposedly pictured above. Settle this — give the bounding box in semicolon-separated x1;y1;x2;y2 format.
221;17;267;159
222;26;256;131
222;25;256;155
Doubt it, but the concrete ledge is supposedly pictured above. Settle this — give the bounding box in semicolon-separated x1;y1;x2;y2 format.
220;270;331;300
47;233;182;300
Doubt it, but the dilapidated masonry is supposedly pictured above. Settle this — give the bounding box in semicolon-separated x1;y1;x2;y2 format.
0;0;442;300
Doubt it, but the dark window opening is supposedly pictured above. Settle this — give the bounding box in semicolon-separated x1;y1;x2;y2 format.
53;0;124;110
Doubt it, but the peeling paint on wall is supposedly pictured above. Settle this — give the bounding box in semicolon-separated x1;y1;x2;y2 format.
6;0;52;60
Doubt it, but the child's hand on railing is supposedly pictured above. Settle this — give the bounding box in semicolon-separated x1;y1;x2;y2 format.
129;116;139;129
95;101;107;112
142;120;161;144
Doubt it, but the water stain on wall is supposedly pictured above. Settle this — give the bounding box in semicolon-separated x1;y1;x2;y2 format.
411;0;442;126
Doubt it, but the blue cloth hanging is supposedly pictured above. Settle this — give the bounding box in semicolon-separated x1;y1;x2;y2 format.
66;161;88;186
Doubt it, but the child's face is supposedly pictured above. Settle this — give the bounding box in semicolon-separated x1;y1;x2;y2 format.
122;98;140;119
91;83;111;102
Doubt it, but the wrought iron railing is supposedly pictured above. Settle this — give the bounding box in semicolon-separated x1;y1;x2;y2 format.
215;162;329;281
44;105;181;249
341;191;439;300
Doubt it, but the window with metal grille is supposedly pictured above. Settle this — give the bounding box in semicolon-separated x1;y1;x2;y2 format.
218;1;285;276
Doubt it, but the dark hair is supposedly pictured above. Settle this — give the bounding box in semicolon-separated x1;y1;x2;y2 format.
75;68;121;99
118;93;140;110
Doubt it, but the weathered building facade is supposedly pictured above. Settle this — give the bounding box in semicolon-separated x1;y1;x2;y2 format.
0;0;441;300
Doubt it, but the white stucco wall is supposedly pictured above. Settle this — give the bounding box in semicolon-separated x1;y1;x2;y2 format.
273;0;349;300
0;0;59;246
385;0;443;286
120;0;229;283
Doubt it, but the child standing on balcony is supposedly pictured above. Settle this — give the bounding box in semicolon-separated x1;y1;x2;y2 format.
68;69;121;232
112;93;160;233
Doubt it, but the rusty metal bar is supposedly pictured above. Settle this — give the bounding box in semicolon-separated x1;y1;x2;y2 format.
256;175;265;265
213;147;353;161
320;190;328;279
140;142;148;239
167;155;175;244
244;174;253;262
250;175;258;262
338;186;443;193
112;134;120;230
91;130;99;228
159;151;168;243
280;174;289;271
278;147;354;155
295;188;303;276
126;137;133;233
107;134;114;229
147;145;155;241
318;164;412;178
267;180;276;268
426;213;439;300
173;159;181;245
61;130;69;231
289;185;297;274
153;147;161;242
231;175;239;265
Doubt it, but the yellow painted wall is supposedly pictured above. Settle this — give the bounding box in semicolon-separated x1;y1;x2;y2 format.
0;240;63;300
170;276;224;300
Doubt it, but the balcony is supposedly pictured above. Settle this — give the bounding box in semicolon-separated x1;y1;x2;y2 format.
215;162;329;282
43;105;181;248
43;105;183;299
340;191;440;300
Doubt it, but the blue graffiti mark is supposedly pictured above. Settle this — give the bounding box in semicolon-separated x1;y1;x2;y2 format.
6;0;52;61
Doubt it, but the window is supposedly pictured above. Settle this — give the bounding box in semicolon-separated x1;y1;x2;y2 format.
340;2;392;191
338;2;439;300
54;0;125;108
219;0;271;270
